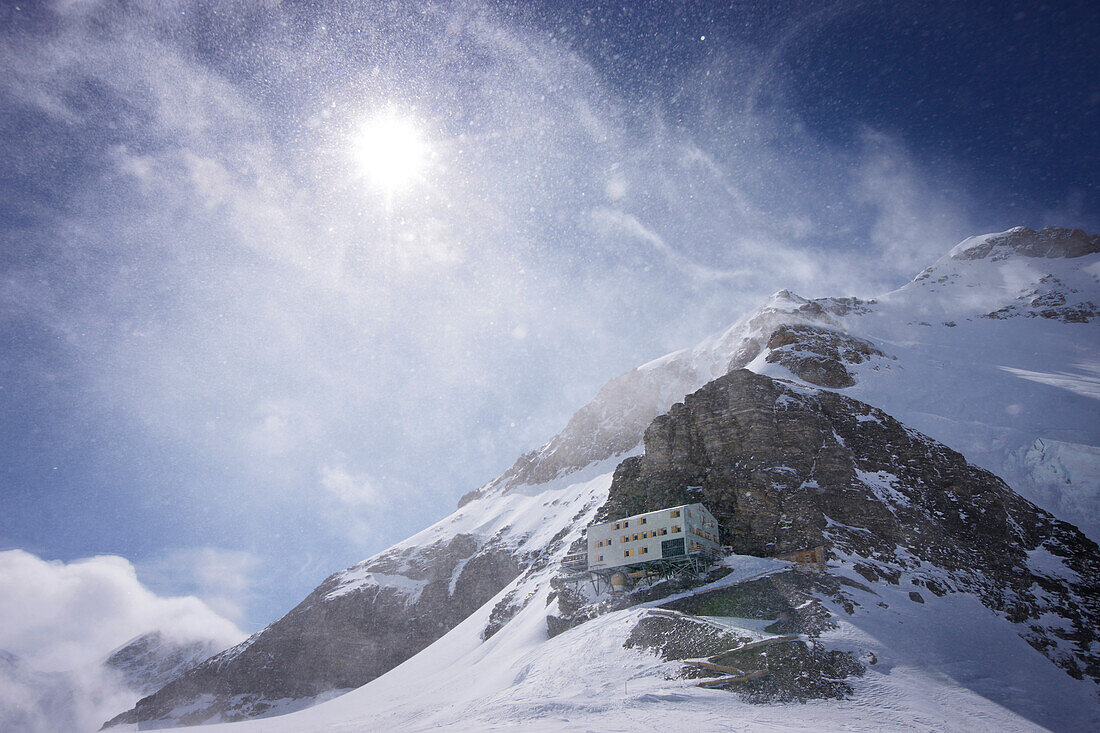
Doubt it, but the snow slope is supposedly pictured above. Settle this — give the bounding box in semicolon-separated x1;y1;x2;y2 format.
190;554;1099;733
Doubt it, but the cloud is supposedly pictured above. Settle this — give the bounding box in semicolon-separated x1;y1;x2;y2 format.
321;465;384;507
0;653;145;733
0;550;243;672
0;550;245;732
590;207;747;283
137;548;261;626
852;129;976;275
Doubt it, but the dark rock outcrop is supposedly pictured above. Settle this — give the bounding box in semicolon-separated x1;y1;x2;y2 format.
598;369;1100;683
982;273;1099;323
763;324;884;387
952;226;1100;261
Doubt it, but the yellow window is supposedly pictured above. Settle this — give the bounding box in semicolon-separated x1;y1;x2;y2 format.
671;509;680;518
640;517;647;525
624;549;632;557
672;525;681;533
623;520;629;528
640;546;648;554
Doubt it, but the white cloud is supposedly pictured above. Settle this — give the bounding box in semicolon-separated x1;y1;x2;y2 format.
137;548;261;626
853;129;975;276
0;658;135;733
590;207;748;283
0;550;243;673
0;550;245;732
321;464;384;507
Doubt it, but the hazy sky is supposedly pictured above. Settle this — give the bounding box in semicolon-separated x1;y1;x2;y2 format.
2;0;1097;629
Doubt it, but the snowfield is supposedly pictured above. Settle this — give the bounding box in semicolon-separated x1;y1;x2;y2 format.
187;482;1097;732
190;560;1099;732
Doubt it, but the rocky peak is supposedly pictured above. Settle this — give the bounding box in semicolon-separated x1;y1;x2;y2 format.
949;226;1099;262
103;631;227;697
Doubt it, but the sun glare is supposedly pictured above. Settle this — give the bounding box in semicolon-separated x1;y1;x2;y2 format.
350;111;429;194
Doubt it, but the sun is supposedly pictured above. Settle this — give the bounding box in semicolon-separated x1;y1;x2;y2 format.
350;110;429;194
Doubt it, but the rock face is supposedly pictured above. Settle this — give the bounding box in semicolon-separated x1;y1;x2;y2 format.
600;370;1100;682
104;631;228;697
763;324;884;388
949;226;1099;261
981;272;1099;322
105;535;523;727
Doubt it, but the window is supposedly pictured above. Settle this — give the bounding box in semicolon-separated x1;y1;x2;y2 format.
613;522;620;530
670;509;680;518
671;525;681;533
640;546;648;554
639;517;647;525
660;528;668;536
632;533;639;541
662;537;685;557
624;549;632;557
597;554;603;562
623;520;629;528
621;535;628;543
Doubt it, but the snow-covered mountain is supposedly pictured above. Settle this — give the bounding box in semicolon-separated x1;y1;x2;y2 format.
108;226;1100;729
103;631;231;698
190;369;1100;732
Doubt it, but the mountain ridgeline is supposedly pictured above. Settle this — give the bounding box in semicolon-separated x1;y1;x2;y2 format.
106;227;1100;728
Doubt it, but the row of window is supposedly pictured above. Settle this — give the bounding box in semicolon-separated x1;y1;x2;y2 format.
690;525;717;542
596;524;689;548
619;527;673;543
623;546;649;558
611;508;691;531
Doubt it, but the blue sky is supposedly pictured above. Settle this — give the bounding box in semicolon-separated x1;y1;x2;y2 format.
1;0;1096;630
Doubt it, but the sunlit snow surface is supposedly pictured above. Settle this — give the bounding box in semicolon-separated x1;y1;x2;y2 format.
189;474;1097;733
